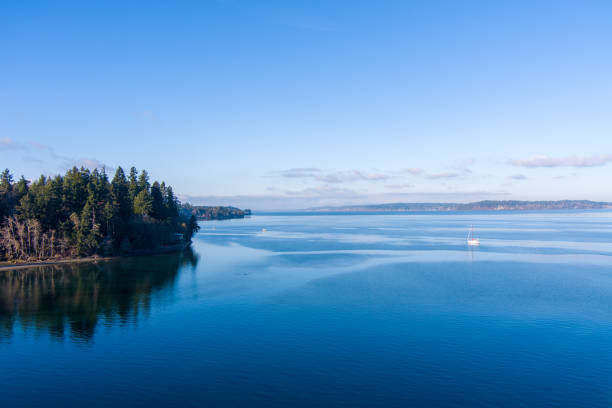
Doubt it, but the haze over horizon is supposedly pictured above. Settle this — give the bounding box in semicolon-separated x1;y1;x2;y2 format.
2;1;612;210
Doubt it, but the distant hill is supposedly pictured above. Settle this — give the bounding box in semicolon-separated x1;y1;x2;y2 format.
182;204;251;220
308;200;612;212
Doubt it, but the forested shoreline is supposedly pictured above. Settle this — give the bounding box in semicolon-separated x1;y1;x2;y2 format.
0;167;199;262
182;204;251;220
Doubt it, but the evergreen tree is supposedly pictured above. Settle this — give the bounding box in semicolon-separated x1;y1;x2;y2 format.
18;175;58;229
133;189;153;216
76;193;101;255
187;214;200;240
103;201;115;237
138;169;150;192
45;176;64;229
100;167;110;188
150;181;165;220
98;168;111;235
128;167;140;202
63;167;89;215
111;167;131;221
165;186;179;219
0;169;13;190
14;176;29;201
0;169;14;220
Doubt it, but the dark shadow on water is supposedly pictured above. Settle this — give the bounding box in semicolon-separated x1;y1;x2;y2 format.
0;248;199;343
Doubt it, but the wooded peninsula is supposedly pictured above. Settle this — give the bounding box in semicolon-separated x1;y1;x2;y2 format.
0;167;199;262
183;204;251;220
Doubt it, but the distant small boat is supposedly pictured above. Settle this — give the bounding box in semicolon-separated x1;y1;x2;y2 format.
261;228;267;233
467;225;480;246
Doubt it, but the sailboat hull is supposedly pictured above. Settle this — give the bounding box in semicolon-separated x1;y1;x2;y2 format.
467;225;480;246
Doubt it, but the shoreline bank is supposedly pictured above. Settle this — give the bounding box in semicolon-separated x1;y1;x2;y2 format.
0;243;190;271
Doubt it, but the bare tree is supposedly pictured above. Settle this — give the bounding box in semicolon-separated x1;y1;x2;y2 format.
0;216;67;261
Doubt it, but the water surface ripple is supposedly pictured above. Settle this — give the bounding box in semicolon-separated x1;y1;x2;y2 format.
1;211;611;407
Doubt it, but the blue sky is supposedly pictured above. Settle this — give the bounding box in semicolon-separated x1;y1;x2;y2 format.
2;1;612;209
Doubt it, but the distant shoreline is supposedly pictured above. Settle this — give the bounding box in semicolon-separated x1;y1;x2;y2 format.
303;200;612;213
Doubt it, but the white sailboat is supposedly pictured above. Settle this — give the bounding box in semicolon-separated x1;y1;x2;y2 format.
467;225;480;246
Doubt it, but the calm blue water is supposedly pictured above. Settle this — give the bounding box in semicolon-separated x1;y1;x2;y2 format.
1;211;612;407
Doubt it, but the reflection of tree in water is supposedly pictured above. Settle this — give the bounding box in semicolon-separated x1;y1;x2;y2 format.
0;248;198;343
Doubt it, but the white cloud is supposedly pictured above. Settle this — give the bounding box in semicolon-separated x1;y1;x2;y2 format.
278;167;321;178
316;170;389;183
400;167;424;175
450;158;475;173
276;168;389;183
0;138;54;152
66;158;112;171
510;154;612;168
385;183;414;189
0;137;22;149
400;161;473;179
0;138;110;171
283;185;362;198
27;141;52;151
426;172;460;180
509;174;527;180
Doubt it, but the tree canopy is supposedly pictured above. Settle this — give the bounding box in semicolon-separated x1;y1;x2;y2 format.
0;166;199;261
